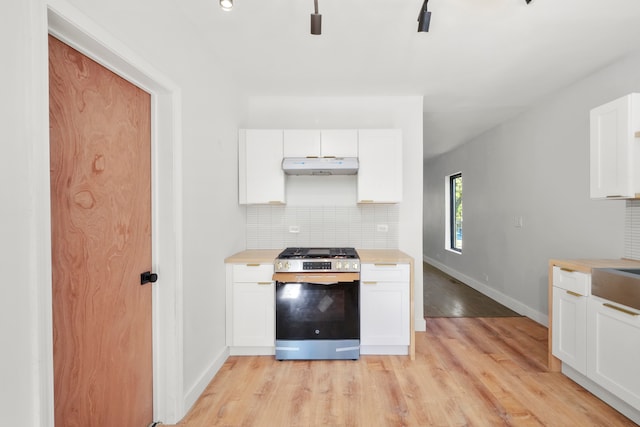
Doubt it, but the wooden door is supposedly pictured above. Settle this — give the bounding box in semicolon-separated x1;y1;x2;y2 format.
49;35;153;426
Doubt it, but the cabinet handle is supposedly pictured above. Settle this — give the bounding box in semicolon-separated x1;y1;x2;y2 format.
257;281;272;285
605;195;624;198
566;290;583;297
560;267;575;273
362;281;377;285
246;263;261;267
374;263;397;267
268;201;285;205
603;303;639;317
359;200;374;203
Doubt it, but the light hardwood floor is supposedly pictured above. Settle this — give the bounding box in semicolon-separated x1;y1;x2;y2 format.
170;317;637;426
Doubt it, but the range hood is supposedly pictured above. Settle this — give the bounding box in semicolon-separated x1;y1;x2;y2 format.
282;157;359;175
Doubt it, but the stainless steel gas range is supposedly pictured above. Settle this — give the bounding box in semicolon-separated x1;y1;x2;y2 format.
272;247;360;360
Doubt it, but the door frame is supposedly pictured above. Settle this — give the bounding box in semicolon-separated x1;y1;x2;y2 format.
33;0;184;424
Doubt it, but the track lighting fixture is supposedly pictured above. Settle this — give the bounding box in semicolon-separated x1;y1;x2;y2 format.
526;0;532;3
417;0;431;32
311;0;322;35
219;0;233;11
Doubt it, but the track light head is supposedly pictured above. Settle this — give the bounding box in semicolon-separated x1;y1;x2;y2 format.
417;0;431;32
311;14;322;35
311;0;321;35
220;0;233;11
526;0;532;3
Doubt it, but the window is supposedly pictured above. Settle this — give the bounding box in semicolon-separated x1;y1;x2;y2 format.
446;172;463;253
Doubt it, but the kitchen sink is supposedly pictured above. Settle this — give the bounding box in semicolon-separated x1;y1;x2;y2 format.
592;268;640;311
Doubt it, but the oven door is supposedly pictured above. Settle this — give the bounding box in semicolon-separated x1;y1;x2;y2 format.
273;273;360;360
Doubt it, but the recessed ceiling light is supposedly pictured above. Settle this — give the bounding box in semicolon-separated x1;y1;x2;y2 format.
220;0;233;11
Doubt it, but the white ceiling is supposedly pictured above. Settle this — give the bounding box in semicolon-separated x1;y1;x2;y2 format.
179;0;640;159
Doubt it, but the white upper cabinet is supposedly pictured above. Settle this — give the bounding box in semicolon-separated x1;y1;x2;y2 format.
283;129;358;158
320;130;358;157
357;129;403;203
283;130;321;157
239;129;285;205
590;93;640;199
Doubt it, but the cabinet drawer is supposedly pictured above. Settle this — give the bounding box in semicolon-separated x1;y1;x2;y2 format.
361;263;410;282
552;266;590;296
232;264;274;283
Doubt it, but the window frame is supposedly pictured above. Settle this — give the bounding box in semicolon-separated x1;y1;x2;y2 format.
445;172;463;254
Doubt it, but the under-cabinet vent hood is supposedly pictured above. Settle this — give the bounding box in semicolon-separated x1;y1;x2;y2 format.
282;157;359;175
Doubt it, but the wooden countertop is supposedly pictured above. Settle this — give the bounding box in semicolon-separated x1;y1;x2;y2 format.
224;248;413;264
549;258;640;273
357;249;413;264
224;249;281;264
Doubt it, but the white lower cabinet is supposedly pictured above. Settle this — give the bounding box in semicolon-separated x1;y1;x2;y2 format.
551;267;589;375
360;263;410;355
587;296;640;410
226;263;275;355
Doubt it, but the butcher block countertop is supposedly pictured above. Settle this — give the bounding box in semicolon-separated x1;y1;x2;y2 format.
549;258;640;273
224;249;281;264
224;248;413;265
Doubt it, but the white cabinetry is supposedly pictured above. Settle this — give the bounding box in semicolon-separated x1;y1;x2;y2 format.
239;129;285;205
551;267;589;375
590;93;640;199
360;263;410;355
226;263;275;355
283;129;358;158
357;129;402;203
320;130;358;157
587;295;640;410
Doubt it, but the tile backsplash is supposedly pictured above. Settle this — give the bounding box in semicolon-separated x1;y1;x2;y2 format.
625;200;640;260
246;205;399;249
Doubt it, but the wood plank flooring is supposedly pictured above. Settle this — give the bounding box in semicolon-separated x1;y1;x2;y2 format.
424;263;521;318
170;317;637;426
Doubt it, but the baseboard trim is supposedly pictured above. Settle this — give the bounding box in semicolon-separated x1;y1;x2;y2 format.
423;256;548;327
183;346;230;416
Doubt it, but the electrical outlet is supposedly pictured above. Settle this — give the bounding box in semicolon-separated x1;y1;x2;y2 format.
377;224;389;232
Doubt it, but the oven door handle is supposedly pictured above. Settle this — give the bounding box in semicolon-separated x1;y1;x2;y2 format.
272;272;360;284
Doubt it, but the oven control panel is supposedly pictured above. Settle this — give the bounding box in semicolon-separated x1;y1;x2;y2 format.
274;259;360;273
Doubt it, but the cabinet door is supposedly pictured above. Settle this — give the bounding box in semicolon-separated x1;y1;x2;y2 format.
357;129;402;203
283;129;321;157
552;286;587;374
587;296;640;409
232;282;275;347
239;129;285;204
590;94;639;199
360;263;410;347
320;130;358;157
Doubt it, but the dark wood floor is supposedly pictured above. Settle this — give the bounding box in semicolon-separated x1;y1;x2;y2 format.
171;317;637;426
424;262;521;318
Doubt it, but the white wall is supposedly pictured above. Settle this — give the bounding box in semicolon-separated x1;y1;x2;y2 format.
245;96;426;330
0;1;41;425
1;0;245;424
424;50;640;324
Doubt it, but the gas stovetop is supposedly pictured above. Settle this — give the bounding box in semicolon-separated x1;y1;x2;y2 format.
274;247;360;273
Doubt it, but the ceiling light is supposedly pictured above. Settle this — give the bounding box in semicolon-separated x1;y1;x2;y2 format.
417;0;431;33
526;0;532;3
311;0;322;35
220;0;233;11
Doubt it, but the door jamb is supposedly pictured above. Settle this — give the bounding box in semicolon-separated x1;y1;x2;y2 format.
35;0;184;424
